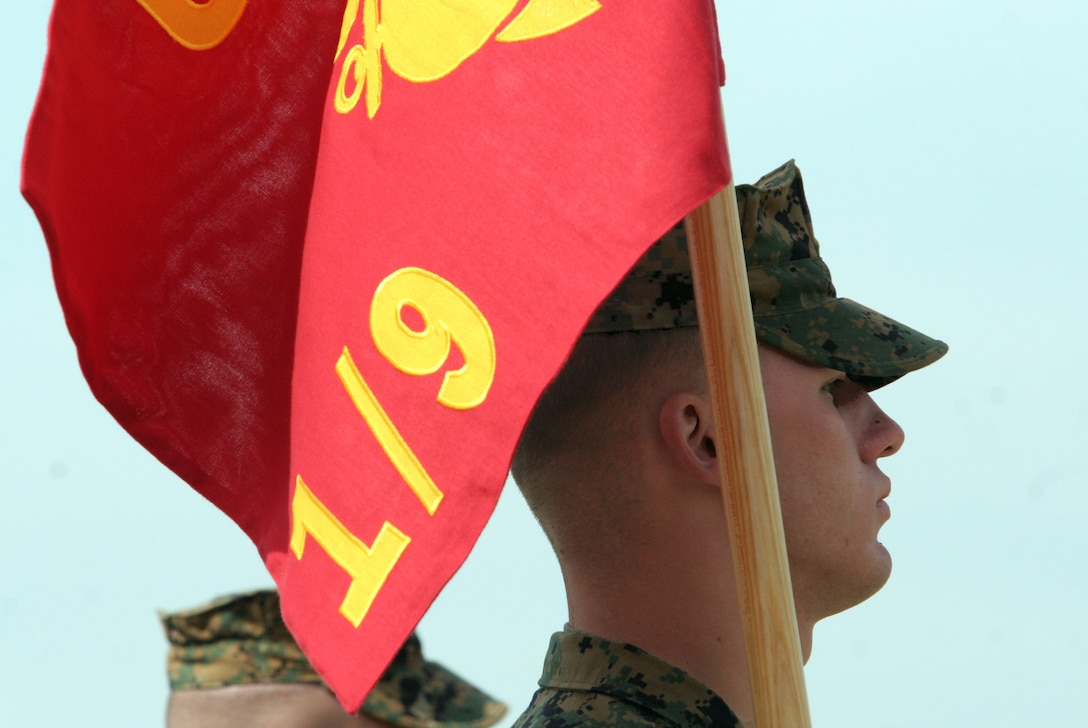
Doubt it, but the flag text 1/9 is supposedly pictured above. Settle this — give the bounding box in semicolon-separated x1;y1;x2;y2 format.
292;266;495;626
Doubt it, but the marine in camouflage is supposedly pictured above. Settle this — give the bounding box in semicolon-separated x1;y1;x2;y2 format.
512;628;740;728
161;590;506;728
585;159;948;388
516;160;946;727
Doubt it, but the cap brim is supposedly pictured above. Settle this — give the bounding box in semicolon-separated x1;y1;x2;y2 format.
754;297;948;390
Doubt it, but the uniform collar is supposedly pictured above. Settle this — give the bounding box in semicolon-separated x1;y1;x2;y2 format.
538;626;740;727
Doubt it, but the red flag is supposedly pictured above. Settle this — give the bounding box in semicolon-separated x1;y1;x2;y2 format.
23;0;730;710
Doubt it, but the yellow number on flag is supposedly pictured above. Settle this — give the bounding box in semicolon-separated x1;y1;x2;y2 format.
370;267;496;410
333;267;495;515
135;0;247;50
290;476;411;628
291;267;492;627
336;347;444;515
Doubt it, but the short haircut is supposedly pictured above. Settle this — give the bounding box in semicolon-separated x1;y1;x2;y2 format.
511;327;703;546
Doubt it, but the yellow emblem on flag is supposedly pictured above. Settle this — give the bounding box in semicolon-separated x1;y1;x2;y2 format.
335;0;603;118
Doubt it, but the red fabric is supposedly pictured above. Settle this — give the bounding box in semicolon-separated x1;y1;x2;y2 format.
23;0;730;710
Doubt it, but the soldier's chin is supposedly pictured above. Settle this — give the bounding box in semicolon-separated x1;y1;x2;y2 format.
846;548;893;613
866;545;893;599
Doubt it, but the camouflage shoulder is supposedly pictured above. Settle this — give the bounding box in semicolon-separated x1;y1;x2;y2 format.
512;688;672;728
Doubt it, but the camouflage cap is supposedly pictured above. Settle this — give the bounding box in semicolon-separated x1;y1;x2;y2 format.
161;590;507;728
585;159;947;388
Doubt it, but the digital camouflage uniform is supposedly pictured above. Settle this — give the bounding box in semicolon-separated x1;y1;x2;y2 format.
161;590;506;728
512;628;740;728
514;160;947;726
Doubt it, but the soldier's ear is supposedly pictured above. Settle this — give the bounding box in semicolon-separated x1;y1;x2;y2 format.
659;392;719;485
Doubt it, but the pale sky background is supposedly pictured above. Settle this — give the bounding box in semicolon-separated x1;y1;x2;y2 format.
2;2;1086;727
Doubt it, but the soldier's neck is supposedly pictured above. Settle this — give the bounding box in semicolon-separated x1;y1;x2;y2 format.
563;529;758;725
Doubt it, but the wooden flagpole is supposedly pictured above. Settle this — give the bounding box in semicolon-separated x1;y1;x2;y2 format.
685;160;813;725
